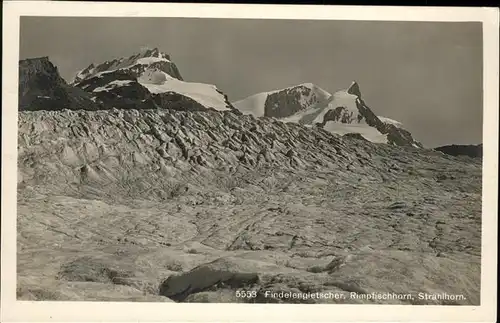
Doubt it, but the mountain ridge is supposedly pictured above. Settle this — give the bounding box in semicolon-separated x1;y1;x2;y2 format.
19;50;239;113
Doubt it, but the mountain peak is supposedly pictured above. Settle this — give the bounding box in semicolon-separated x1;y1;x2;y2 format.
233;80;421;147
72;47;178;84
347;81;362;98
137;47;171;60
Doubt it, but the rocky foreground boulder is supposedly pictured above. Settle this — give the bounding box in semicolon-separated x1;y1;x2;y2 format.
17;107;481;304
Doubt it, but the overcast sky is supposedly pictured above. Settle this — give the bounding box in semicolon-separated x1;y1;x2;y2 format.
19;17;482;147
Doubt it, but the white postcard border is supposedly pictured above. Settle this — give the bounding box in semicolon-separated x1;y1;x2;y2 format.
2;2;498;322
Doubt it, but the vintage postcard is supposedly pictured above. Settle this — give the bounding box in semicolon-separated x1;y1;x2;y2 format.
2;1;499;322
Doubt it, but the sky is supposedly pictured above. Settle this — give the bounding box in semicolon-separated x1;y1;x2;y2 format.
19;17;483;147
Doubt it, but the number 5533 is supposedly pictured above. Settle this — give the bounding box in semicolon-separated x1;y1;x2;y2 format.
235;290;257;298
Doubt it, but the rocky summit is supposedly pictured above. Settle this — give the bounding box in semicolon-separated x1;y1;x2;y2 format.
16;49;482;305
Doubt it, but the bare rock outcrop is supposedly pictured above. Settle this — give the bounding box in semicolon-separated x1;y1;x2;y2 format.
264;84;323;118
19;57;100;111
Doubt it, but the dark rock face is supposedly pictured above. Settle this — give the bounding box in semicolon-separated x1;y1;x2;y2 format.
264;85;318;118
74;70;158;110
347;81;362;98
435;144;483;158
19;57;99;111
352;88;422;148
385;124;422;148
322;106;364;124
76;70;137;92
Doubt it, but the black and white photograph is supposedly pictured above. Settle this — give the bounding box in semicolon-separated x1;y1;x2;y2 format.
2;2;499;322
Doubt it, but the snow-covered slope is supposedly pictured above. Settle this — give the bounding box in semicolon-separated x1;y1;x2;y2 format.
232;92;271;117
73;48;235;112
137;69;231;111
